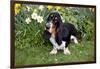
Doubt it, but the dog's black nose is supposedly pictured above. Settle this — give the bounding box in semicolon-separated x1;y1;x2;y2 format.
46;23;50;29
46;26;50;29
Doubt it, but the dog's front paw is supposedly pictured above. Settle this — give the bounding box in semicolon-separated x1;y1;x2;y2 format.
50;49;57;55
57;46;60;50
64;48;71;55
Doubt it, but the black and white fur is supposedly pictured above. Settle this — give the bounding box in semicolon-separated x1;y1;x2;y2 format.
43;11;78;55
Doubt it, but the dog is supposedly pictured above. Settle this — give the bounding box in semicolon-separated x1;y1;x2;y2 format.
43;11;79;55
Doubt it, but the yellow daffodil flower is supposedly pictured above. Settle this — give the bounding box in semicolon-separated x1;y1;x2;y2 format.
55;6;61;11
15;3;21;15
47;5;53;10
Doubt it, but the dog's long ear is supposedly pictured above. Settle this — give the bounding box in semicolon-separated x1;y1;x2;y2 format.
55;27;62;45
43;30;51;40
57;13;62;23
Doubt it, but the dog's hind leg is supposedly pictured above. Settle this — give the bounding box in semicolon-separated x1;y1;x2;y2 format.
59;41;71;55
70;35;78;44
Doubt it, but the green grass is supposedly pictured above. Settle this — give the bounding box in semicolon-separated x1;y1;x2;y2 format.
15;40;95;66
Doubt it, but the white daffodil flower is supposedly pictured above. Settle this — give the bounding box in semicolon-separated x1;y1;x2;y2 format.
31;12;38;20
37;16;43;23
25;17;31;24
39;5;44;11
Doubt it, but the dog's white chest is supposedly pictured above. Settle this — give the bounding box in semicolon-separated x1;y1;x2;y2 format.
49;34;59;49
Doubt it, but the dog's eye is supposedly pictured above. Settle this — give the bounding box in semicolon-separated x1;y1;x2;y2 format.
50;15;53;17
55;17;57;19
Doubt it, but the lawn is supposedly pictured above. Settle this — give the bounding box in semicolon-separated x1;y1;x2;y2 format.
15;40;95;66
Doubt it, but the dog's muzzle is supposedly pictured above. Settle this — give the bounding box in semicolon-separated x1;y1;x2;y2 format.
46;23;51;29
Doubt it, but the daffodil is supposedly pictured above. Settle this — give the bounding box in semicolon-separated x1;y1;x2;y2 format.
25;17;31;24
39;5;44;11
33;9;37;13
89;8;95;12
47;5;53;10
15;3;21;15
31;12;38;20
55;6;61;11
37;16;43;23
